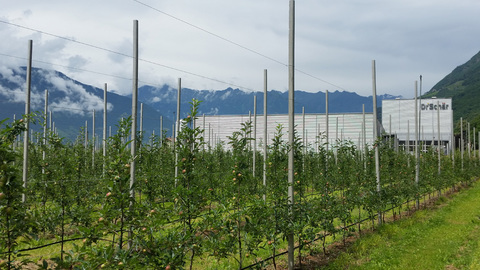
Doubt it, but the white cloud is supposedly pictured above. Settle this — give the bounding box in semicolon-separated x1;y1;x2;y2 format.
0;84;43;109
0;66;113;116
0;65;24;85
67;55;88;71
220;91;231;100
41;70;113;115
0;0;479;99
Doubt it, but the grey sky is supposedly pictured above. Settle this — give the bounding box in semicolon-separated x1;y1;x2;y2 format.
1;0;479;98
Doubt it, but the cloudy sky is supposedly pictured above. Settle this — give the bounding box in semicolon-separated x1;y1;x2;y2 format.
1;0;480;98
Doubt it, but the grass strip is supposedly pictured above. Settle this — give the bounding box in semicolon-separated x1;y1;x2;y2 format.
326;182;480;269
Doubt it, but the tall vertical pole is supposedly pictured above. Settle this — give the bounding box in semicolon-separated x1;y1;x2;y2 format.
42;90;48;175
478;130;480;161
452;117;455;167
372;60;381;224
22;40;33;203
407;120;410;167
468;122;471;158
461;117;464;170
151;130;154;146
287;0;295;269
407;120;410;151
129;20;139;248
431;106;435;153
437;101;441;176
315;119;319;153
326;90;329;153
249;111;252;151
263;69;268;201
472;127;477;158
92;109;96;168
160;116;163;145
422;126;425;152
335;117;339;163
130;18;139;215
415;81;420;209
362;104;367;171
336;117;339;143
362;104;366;152
103;84;107;157
49;111;52;134
175;78;181;186
203;114;206;152
419;75;422;149
85;120;88;148
103;84;107;176
13;114;17;150
140;103;144;141
253;95;257;180
302;106;306;155
208;123;211;149
92;110;96;151
302;107;306;175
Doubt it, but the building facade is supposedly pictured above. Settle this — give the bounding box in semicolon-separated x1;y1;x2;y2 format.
195;113;379;152
382;98;453;152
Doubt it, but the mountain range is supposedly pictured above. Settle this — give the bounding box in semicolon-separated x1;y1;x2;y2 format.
133;84;399;117
0;67;167;141
0;66;403;141
2;47;480;141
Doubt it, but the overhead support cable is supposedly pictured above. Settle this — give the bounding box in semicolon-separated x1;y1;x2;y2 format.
1;15;348;92
0;20;255;91
132;0;348;91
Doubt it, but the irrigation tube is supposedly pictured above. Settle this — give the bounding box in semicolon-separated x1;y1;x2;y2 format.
0;237;84;255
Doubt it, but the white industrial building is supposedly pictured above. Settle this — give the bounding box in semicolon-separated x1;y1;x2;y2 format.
382;98;453;151
195;113;380;152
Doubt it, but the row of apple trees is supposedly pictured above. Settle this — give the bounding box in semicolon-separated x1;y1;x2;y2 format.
1;101;478;269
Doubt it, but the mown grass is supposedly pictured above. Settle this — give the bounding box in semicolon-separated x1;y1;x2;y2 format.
324;182;480;269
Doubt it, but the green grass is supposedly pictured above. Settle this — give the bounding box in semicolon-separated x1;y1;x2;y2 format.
326;182;480;269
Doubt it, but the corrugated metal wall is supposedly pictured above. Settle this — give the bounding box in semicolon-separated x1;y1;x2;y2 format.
382;98;453;145
196;113;376;151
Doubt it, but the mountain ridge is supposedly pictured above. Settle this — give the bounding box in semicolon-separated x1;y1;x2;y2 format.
0;67;168;140
132;84;399;118
425;50;480;124
0;66;400;141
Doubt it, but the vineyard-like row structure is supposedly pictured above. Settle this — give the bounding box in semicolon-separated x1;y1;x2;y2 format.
1;97;478;269
0;4;472;268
